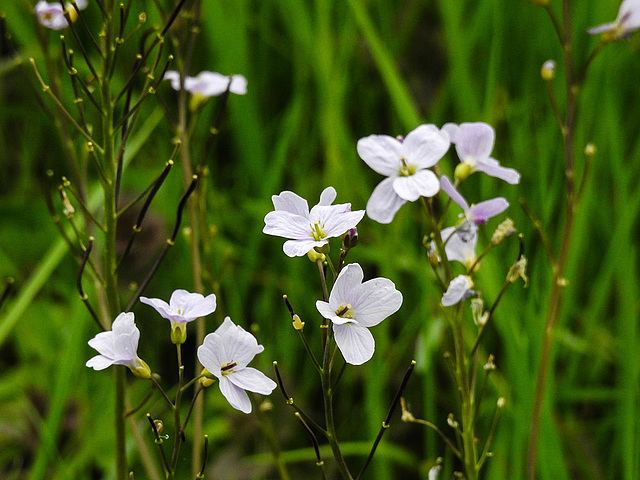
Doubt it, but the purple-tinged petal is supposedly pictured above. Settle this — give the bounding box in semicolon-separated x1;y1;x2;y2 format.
140;296;173;319
467;198;509;224
219;377;252;413
455;123;495;161
402;124;450;169
440;175;470;212
366;178;407;224
476;158;521;185
392;169;440;201
442;123;460;143
587;21;618;34
357;134;403;176
333;323;375;365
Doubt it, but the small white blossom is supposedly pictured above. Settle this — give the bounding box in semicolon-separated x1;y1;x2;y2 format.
588;0;640;40
197;317;276;414
86;312;151;379
357;124;450;224
164;70;247;97
440;221;478;270
35;0;88;30
442;275;474;307
316;263;402;365
263;187;365;257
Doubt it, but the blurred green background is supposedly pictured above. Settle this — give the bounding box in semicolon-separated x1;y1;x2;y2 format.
1;0;639;479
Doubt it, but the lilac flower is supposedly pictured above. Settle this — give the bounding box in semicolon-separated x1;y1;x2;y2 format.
440;175;509;225
357;124;450;224
140;289;216;344
442;122;520;185
263;187;365;257
164;71;247;97
442;275;475;307
588;0;640;40
197;317;276;414
316;263;403;365
35;0;88;30
86;312;151;379
439;221;478;270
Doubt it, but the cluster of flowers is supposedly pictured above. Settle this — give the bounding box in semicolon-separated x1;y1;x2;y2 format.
86;290;276;414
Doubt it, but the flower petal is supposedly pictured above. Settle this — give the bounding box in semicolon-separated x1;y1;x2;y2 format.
402;124;450;169
328;263;364;308
333;323;375;365
197;332;226;375
228;367;277;395
476;158;521;185
219;377;252;414
441;123;460;143
392;169;440;201
351;278;402;327
318;186;337;206
440;174;470;212
283;239;326;257
455;123;495;161
366;177;407;224
86;355;115;370
467;198;509;224
271;191;310;217
442;275;474;307
357;134;403;176
312;205;365;239
263;210;314;239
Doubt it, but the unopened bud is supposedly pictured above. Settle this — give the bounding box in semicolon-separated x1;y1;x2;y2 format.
153;419;164;435
540;60;556;81
471;298;489;327
491;218;516;245
454;162;472;182
170;322;187;345
199;368;216;387
484;354;496;371
129;357;152;379
447;414;459;429
138;12;147;23
292;314;305;331
307;248;326;263
584;142;596;157
343;227;359;250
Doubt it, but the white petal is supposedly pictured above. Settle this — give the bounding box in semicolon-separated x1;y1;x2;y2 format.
316;300;344;324
88;330;116;359
351;278;402;327
357;134;403;176
219;321;264;368
263;210;313;239
86;355;114;370
271;191;310;217
197;332;226;375
441;123;460;143
219;377;252;414
476;158;521;185
283;239;326;257
229;74;248;95
366;177;407;224
318;186;337;206
587;21;618;34
402;124;450;169
313;206;365;239
442;275;474;307
163;71;181;91
393;169;440;201
140;296;173;319
330;264;364;308
333;323;375;365
228;367;277;395
170;290;216;319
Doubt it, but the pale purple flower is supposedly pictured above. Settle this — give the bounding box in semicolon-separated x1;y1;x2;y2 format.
440;175;509;225
140;289;217;323
357;124;450;224
35;0;87;30
164;70;247;97
86;312;151;379
316;263;403;365
439;221;478;270
263;187;365;257
442;275;474;307
197;317;276;414
588;0;640;39
442;122;520;185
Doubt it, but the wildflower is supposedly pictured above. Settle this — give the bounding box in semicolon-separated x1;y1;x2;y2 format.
440;221;478;270
316;263;402;365
140;289;217;344
440;175;509;225
588;0;640;40
164;70;247;97
357;124;450;224
197;317;276;414
86;312;151;379
263;187;365;257
35;0;87;30
442;275;474;307
442;122;520;185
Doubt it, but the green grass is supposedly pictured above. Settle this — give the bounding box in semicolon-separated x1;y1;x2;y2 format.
1;0;639;479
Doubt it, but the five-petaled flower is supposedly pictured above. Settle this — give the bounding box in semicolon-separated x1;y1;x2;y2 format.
588;0;640;40
442;275;475;307
263;186;365;257
86;312;151;379
357;124;450;224
140;289;216;344
440;175;509;225
35;0;88;30
197;317;277;414
443;122;520;185
164;70;247;97
316;263;403;365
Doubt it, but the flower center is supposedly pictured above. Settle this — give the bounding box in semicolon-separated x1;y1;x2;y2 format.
310;220;327;241
398;156;416;177
220;361;238;376
335;304;354;319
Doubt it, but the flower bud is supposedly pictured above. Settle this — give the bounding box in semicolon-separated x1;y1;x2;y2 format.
292;314;305;331
129;357;152;379
454;162;472;182
307;248;326;263
540;60;556;81
471;298;489;327
342;227;359;250
171;322;187;345
199;368;216;387
153;419;164;435
584;142;596;157
491;218;516;245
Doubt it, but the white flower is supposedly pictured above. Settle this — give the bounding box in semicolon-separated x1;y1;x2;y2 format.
588;0;640;40
164;70;247;97
197;317;276;414
440;221;478;270
86;312;151;379
316;263;402;365
442;122;520;185
35;0;88;30
442;275;474;307
263;187;365;257
357;124;450;224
